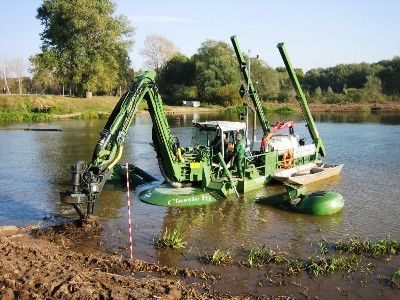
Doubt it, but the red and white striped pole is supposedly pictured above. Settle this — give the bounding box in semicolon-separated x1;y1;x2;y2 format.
126;163;133;259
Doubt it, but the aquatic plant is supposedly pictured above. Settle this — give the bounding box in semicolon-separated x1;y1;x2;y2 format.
0;112;54;122
285;259;306;276
313;238;329;255
305;254;363;277
392;268;400;280
74;111;101;119
334;236;370;254
198;249;232;266
370;236;399;257
273;106;297;114
248;244;269;267
378;268;400;289
152;228;187;249
247;244;288;267
334;235;400;257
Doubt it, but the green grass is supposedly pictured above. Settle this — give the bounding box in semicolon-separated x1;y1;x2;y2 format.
392;268;400;280
152;228;187;249
247;244;288;267
222;104;298;115
0;111;54;122
334;235;400;257
150;234;400;283
378;268;400;288
264;105;297;114
198;249;232;265
0;94;120;121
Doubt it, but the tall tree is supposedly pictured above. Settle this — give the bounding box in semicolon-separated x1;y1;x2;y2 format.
247;59;280;101
31;0;134;97
192;39;240;105
12;58;26;95
0;57;11;94
376;57;400;95
140;35;178;72
157;53;197;104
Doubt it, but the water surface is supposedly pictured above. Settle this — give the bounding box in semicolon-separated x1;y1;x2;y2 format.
1;111;399;298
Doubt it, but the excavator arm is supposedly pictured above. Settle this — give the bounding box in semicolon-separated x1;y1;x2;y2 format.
277;43;326;157
231;35;326;157
230;35;271;134
60;70;184;218
265;121;295;142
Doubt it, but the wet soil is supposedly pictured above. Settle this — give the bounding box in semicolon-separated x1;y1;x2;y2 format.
0;218;283;300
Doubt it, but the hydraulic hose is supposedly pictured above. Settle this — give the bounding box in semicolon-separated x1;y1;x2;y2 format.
107;145;124;171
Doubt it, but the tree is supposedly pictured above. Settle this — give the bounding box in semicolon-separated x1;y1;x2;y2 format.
192;39;240;104
0;57;11;94
376;56;400;95
31;0;134;97
140;35;178;72
364;75;381;92
157;53;196;104
247;59;280;101
30;50;62;94
12;58;26;94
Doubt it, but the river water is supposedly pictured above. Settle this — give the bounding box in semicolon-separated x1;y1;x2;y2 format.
1;111;399;299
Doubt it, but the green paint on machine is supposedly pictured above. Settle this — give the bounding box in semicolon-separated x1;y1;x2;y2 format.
139;185;218;207
60;36;344;218
257;185;344;216
295;191;344;215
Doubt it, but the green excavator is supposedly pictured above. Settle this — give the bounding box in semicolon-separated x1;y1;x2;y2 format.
60;36;343;218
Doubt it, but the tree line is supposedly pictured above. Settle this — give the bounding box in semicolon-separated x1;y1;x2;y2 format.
146;42;400;107
3;0;400;107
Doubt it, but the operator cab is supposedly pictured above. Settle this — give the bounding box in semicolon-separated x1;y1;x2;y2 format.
192;121;247;160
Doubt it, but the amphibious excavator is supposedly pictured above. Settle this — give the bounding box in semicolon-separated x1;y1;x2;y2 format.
60;36;343;218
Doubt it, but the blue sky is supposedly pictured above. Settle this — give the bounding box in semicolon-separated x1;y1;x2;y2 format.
1;0;399;73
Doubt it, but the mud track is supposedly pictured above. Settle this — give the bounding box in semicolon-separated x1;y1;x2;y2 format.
0;217;278;300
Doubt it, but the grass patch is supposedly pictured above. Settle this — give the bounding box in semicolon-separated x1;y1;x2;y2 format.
247;244;288;267
334;235;400;257
0;112;54;122
0;94;121;121
222;104;298;115
74;111;103;119
198;249;232;265
244;236;400;278
305;255;362;277
378;268;400;289
153;228;187;249
392;268;400;280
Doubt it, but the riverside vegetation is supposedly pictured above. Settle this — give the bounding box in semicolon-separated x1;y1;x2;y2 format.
1;94;399;123
155;227;400;288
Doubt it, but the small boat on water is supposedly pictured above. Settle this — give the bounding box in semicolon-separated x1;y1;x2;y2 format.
272;162;344;185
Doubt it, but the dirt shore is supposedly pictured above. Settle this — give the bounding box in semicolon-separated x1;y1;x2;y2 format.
0;218;277;300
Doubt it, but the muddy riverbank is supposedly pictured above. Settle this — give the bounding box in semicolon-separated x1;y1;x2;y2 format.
0;218;281;300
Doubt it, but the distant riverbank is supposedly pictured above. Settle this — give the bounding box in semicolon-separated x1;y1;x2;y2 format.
1;94;399;122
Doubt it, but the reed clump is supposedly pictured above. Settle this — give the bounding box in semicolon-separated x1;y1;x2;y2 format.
153;228;187;249
197;249;233;266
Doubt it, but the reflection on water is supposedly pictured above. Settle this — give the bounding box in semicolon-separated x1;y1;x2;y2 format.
313;111;400;124
1;111;400;298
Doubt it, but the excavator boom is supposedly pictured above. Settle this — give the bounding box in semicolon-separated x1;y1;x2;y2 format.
277;43;326;157
230;35;271;133
60;37;337;219
60;71;189;218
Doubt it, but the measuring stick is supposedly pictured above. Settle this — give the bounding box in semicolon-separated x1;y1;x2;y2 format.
126;163;133;259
